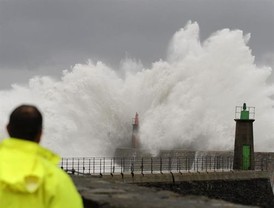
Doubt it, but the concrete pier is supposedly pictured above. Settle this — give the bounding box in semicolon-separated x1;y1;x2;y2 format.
72;175;259;208
71;170;274;208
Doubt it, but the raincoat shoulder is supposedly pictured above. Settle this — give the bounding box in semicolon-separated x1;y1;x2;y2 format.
0;138;83;208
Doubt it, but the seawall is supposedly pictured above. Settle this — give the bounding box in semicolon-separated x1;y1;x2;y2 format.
72;175;257;208
71;171;274;208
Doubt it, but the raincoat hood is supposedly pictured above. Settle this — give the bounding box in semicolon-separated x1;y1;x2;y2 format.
0;138;60;193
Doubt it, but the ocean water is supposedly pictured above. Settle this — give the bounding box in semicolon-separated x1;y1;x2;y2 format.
0;22;273;157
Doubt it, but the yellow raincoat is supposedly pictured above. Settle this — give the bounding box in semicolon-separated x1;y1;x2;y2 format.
0;138;83;208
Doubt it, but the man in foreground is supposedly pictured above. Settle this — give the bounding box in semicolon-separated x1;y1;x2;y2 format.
0;105;83;207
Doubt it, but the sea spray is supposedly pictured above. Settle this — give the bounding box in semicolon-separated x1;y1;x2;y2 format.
0;21;273;156
140;22;274;154
0;62;133;156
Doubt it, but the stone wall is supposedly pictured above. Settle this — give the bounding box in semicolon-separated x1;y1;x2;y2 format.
71;170;274;208
72;175;257;208
141;178;274;208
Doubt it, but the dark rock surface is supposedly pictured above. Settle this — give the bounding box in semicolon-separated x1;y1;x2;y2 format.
72;175;257;208
142;179;274;208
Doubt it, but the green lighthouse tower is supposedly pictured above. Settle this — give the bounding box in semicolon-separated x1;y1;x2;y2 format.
233;103;255;170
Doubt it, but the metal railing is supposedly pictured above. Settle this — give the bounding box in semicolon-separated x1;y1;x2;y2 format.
235;106;255;119
60;156;270;175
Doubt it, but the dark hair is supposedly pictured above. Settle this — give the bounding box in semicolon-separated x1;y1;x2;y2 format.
8;105;43;141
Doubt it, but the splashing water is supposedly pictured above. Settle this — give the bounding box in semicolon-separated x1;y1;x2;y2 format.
0;22;273;157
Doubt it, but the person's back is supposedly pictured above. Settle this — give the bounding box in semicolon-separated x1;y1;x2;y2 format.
0;105;83;208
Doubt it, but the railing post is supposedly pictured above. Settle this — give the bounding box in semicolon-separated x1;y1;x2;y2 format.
131;157;134;174
120;158;123;174
77;158;80;174
72;158;75;174
141;157;144;175
221;156;223;172
202;156;204;171
160;157;162;174
100;158;102;175
88;158;91;174
66;158;68;172
110;158;112;174
103;157;105;174
83;157;85;174
113;157;115;173
61;158;63;169
151;157;153;174
207;156;209;172
93;158;95;174
218;156;220;170
210;156;212;171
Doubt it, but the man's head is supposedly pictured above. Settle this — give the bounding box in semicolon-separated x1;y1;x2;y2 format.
7;105;43;143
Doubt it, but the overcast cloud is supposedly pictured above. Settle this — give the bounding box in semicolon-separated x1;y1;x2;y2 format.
0;0;274;88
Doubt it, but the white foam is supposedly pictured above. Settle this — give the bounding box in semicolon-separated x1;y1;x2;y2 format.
0;22;273;156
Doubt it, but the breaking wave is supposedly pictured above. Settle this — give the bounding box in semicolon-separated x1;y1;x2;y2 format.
0;22;273;156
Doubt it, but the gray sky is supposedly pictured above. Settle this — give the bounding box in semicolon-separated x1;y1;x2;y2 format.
0;0;274;88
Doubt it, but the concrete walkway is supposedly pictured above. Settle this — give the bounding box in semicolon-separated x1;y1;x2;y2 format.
72;175;258;208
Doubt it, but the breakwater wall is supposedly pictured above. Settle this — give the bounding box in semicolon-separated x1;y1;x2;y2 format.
142;177;274;208
71;171;274;208
72;175;258;208
64;150;274;207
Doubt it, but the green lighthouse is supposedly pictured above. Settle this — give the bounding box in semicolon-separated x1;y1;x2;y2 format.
233;103;255;170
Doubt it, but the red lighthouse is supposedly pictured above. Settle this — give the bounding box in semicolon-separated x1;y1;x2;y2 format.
132;113;140;149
